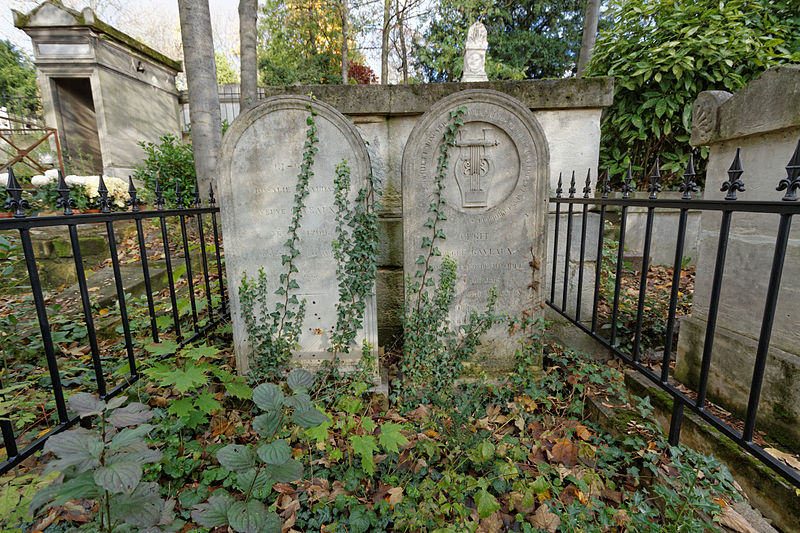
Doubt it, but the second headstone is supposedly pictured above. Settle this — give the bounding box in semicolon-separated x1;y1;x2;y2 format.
219;95;378;375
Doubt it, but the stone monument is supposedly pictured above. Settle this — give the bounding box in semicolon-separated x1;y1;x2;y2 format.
402;90;549;372
219;95;378;374
462;21;489;82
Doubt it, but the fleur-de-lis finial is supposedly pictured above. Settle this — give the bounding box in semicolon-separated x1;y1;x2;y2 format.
568;171;576;198
777;138;800;201
208;183;216;207
600;167;612;199
56;170;76;215
583;169;592;198
647;157;662;199
193;180;202;208
175;181;183;208
96;174;112;213
679;153;698;200
127;177;141;211
621;163;634;199
721;147;745;200
154;174;165;210
4;167;29;218
555;172;563;198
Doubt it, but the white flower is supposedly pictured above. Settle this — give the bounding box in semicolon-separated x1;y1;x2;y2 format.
44;168;59;179
1;173;8;184
65;175;84;186
31;175;51;186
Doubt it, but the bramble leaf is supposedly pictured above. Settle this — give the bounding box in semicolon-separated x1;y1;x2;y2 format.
292;407;328;429
286;368;315;392
192;490;233;528
257;439;291;465
268;458;303;483
216;444;256;473
252;411;282;437
252;383;284;411
108;402;153;427
94;461;142;495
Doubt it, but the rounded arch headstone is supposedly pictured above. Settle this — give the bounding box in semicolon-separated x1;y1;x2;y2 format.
401;89;549;371
219;95;378;374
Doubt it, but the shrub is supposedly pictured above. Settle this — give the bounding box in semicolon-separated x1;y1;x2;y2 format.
133;134;196;208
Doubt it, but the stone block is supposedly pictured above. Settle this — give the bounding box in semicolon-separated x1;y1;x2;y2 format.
376;268;404;346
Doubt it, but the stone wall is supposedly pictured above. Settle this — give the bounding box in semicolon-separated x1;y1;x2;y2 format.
238;80;613;343
675;65;800;447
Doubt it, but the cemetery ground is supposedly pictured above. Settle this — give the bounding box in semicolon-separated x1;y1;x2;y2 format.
0;217;792;532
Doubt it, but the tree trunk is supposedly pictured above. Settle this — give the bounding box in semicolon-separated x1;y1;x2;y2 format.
396;0;408;84
178;0;222;195
576;0;600;77
380;0;391;84
239;0;258;112
341;0;349;84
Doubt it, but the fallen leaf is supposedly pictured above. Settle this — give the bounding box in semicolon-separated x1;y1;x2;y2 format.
718;506;759;533
530;504;561;532
387;487;403;506
764;448;800;471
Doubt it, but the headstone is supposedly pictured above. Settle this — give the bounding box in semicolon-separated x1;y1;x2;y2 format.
462;21;489;82
402;89;549;372
219;95;378;374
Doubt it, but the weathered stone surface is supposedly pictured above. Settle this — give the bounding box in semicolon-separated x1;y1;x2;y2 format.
690;91;732;146
220;95;378;373
676;65;800;446
402;89;548;370
462;21;488;82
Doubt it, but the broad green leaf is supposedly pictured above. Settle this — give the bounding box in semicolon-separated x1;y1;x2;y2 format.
216;444;256;473
252;411;282;437
252;383;284;411
378;422;409;454
268;458;303;483
181;343;218;360
235;469;273;493
194;391;222;414
304;419;330;444
263;512;282;533
166;366;209;394
191;490;233;528
94;461;142;495
286;368;315;392
107;402;153;427
349;434;378;475
282;392;312;411
257;439;291;465
227;500;267;533
109;481;164;528
475;489;500;518
144;341;180;356
292;407;328;429
68;393;105;418
29;472;100;514
168;397;194;418
43;428;103;473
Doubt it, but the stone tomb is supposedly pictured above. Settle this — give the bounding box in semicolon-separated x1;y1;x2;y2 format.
219;95;378;373
402;90;549;371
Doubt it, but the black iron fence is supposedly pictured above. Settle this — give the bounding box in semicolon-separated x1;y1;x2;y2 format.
0;169;228;474
547;140;800;490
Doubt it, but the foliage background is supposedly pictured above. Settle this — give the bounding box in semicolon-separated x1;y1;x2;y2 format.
0;40;38;115
587;0;800;188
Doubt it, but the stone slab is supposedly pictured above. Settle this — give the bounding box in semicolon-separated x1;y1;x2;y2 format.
220;95;378;374
402;89;548;371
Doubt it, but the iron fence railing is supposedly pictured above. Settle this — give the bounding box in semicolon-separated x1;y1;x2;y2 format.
0;168;228;474
547;140;800;490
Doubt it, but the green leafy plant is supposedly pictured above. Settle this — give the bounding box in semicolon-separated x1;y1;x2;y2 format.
191;369;328;533
29;393;174;532
400;106;499;403
588;0;800;187
133;134;196;208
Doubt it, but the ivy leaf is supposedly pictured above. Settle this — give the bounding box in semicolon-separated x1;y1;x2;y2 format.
475;489;500;518
194;392;222;414
216;444;256;473
257;439;291;465
43;428;103;473
109;482;164;528
94;461;142;495
378;422;409;454
252;411;282;437
252;383;284;411
286;368;316;392
349;434;378;475
107;402;153;427
292;407;328;429
268;458;303;483
192;490;233;528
